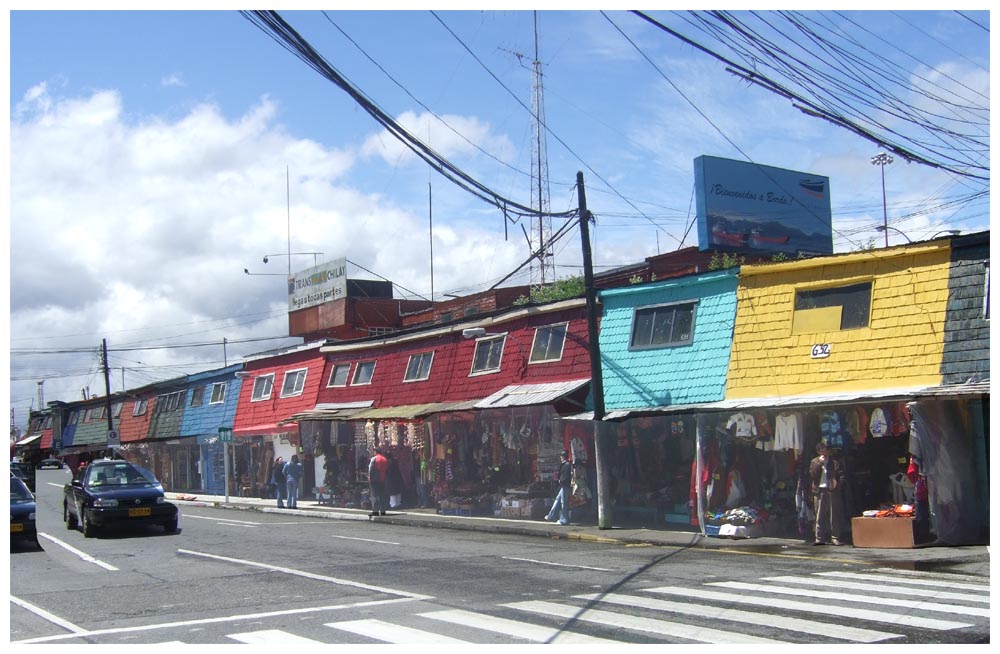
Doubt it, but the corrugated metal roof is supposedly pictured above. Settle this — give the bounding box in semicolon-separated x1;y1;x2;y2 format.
284;401;374;423
474;378;590;409
351;399;484;420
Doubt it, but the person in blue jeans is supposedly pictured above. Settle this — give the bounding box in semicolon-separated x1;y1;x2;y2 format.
271;456;286;508
283;454;304;509
546;450;573;525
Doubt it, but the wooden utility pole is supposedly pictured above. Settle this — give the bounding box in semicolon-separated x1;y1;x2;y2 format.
101;339;116;457
577;172;610;528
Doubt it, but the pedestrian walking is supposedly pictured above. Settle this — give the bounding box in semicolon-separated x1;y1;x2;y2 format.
545;450;573;525
283;454;303;509
368;448;389;516
907;454;932;543
809;441;845;545
271;456;286;508
386;453;404;509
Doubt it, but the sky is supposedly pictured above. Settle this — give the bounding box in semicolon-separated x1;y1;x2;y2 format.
5;5;991;433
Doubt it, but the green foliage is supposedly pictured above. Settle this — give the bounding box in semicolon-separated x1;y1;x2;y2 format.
708;252;745;270
513;275;587;305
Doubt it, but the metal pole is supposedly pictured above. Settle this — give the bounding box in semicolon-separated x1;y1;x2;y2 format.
880;164;888;248
102;339;115;458
224;442;230;504
577;171;610;528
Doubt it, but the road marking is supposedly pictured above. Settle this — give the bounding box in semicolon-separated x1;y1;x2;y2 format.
328;534;401;545
228;629;325;643
644;586;973;631
574;592;900;643
711;581;990;617
502;556;611;571
505;600;787;644
176;549;432;600
183;515;260;526
13;597;420;644
762;574;990;603
37;532;119;571
9;595;87;635
326;618;468;643
825;570;990;592
873;567;989;584
422;609;620;643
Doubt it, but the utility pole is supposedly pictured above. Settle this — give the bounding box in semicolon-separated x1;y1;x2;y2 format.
577;172;610;529
101;339;116;457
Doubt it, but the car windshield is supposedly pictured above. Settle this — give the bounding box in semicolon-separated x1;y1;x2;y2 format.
10;476;33;502
86;462;158;488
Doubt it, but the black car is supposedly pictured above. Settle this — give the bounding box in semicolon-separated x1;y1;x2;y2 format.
11;473;39;547
37;458;65;470
63;459;179;537
10;461;35;493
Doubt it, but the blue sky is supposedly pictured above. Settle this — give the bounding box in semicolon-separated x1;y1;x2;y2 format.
5;7;991;430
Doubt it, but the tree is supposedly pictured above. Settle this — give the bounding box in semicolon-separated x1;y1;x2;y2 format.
513;275;586;305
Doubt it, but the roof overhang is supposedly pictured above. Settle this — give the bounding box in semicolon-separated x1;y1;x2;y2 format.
475;378;590;409
351;400;484;421
14;433;42;446
234;423;300;437
284;401;375;423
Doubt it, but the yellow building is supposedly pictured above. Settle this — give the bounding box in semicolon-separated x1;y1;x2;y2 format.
726;242;952;399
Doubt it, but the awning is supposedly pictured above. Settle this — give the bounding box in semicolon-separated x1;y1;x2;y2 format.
474;379;590;409
284;401;375;423
14;433;42;447
233;423;300;438
351;400;484;421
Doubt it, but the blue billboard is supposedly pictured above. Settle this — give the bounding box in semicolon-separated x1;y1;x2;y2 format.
694;155;833;255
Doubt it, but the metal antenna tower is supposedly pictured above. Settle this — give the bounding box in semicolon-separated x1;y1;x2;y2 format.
529;12;553;287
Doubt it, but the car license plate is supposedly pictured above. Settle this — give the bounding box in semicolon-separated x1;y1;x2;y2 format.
128;507;151;517
11;523;24;532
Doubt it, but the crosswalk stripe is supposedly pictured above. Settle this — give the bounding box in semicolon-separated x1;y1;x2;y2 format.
421;608;620;644
325;618;468;643
574;592;901;643
644;586;973;631
227;629;325;643
711;581;990;617
762;575;989;603
874;567;989;585
824;571;991;593
504;600;787;644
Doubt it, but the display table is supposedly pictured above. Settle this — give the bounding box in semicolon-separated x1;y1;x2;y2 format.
851;516;915;548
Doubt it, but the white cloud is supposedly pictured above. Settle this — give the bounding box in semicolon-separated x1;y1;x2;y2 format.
359;110;515;167
161;73;185;88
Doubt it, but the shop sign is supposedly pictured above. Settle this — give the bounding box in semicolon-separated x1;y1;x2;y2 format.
218;427;234;442
810;343;831;359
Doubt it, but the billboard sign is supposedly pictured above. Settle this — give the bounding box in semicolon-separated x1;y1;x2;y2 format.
288;257;348;311
694;155;833;255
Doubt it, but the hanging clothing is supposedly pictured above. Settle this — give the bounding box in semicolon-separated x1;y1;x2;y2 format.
726;412;758;441
869;407;889;439
774;412;803;454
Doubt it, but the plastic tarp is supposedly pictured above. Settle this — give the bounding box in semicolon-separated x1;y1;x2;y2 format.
907;400;985;545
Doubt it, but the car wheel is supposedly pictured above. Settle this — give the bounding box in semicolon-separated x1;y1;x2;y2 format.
64;502;78;530
81;511;97;538
163;518;178;534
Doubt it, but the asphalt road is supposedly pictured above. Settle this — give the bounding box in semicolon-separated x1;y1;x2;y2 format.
10;468;990;645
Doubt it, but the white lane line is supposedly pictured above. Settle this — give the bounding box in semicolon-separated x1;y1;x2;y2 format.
422;609;620;644
9;595;87;635
644;586;973;631
873;567;989;584
575;592;900;643
327;618;468;643
712;581;990;617
228;629;326;643
176;548;432;600
763;575;989;603
37;532;119;571
183;515;261;526
825;570;990;592
502;556;612;572
13;597;420;644
328;534;401;545
505;600;787;644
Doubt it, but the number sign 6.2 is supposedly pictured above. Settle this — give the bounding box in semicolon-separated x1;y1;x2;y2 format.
810;343;832;359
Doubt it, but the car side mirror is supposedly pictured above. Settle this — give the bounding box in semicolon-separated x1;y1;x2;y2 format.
71;479;82;488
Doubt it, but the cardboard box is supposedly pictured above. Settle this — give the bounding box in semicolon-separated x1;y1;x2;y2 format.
851;516;915;548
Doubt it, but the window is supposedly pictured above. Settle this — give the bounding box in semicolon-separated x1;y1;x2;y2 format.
368;326;394;337
112;402;123;418
471;335;505;374
133;399;148;416
251;374;274;401
67;411;79;426
95;406;107;420
327;363;351;387
190;386;205;407
353;361;376;385
280;369;308;397
157;391;183;412
630;302;696;349
42;416;52;429
794;282;872;331
209;382;227;404
82;408;94;423
530;323;568;363
404;352;434;381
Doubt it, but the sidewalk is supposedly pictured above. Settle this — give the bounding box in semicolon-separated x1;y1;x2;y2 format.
165;492;990;577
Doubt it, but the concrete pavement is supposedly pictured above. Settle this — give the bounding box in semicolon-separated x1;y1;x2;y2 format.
165;491;990;578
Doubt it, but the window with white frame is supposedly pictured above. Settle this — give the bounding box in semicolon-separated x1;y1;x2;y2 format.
327;363;351;387
43;415;52;429
82;408;94;423
529;323;568;363
404;352;434;381
210;382;227;404
630;301;696;349
190;386;205;407
280;369;308;397
353;361;376;385
95;406;107;420
251;374;275;401
471;335;505;374
68;411;79;426
133;399;148;416
112;402;123;418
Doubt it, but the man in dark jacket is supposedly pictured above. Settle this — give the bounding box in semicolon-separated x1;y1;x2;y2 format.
283;455;304;509
809;441;845;545
545;450;573;525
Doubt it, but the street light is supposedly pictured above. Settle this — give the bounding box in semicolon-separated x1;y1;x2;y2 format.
875;225;913;244
871;151;893;247
263;252;324;268
930;229;961;239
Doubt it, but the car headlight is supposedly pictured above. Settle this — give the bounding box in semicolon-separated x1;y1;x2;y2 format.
156;496;165;504
93;498;118;508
